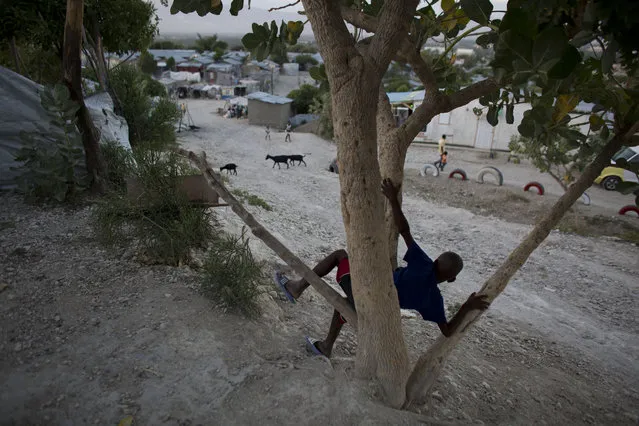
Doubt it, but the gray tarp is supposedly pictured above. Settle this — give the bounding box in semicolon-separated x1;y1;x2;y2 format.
0;66;130;190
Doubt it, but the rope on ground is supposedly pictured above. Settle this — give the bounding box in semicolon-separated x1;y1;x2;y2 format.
178;148;359;328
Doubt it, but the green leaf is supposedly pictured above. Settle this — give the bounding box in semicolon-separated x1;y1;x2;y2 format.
442;0;455;12
460;0;493;25
532;26;568;69
242;33;261;49
556;127;586;142
588;114;604;131
487;105;498;126
230;0;243;16
254;44;267;61
601;39;618;74
552;94;579;124
518;117;535;137
500;8;536;39
548;46;581;79
500;30;533;66
506;104;514;124
476;32;498;48
615;182;639;195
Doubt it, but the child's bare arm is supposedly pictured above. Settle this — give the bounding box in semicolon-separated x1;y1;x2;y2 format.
381;178;415;248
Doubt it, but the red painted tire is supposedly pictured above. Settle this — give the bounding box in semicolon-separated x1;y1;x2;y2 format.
448;168;468;181
618;205;639;217
524;181;545;195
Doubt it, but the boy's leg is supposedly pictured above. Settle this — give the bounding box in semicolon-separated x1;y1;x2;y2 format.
313;309;344;357
285;249;347;299
314;274;354;357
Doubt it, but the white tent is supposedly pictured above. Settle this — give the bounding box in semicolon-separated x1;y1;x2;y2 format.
0;66;130;190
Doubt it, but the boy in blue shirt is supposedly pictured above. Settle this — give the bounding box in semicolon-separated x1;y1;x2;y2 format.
275;178;489;358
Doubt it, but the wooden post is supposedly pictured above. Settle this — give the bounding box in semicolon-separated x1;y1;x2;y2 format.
180;149;359;327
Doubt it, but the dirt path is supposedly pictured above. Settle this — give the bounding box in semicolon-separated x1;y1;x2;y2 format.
1;99;638;425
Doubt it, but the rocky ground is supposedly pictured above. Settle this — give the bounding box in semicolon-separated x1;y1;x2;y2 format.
1;97;638;425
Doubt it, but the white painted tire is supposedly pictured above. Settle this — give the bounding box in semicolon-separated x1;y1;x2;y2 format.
580;192;591;206
420;164;440;177
476;166;504;186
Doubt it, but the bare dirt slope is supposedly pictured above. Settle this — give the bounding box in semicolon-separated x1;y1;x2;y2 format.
1;99;638;425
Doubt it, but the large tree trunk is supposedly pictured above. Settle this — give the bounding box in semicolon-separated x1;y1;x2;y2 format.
377;89;407;269
62;0;106;193
302;0;412;407
403;128;633;407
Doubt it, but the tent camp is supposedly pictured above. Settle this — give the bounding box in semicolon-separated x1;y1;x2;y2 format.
0;66;130;190
247;92;292;129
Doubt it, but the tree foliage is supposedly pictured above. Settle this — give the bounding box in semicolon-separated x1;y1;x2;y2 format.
166;56;176;71
12;84;88;202
193;33;228;53
288;84;322;115
509;134;606;190
150;40;185;49
139;51;157;75
294;54;318;71
109;65;180;150
0;0;159;55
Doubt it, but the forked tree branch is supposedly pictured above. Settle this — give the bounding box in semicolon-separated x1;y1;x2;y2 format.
400;77;499;143
368;0;419;76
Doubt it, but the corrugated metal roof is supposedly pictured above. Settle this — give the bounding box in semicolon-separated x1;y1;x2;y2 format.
207;63;233;71
223;57;243;66
386;89;425;104
247;91;293;104
177;62;203;68
148;49;196;62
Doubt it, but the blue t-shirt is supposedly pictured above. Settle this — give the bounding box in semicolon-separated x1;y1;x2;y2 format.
392;242;447;324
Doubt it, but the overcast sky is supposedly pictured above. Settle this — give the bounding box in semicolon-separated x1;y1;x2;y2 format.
151;0;507;36
151;0;306;35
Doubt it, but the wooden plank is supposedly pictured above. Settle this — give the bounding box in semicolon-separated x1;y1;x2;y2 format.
179;148;358;328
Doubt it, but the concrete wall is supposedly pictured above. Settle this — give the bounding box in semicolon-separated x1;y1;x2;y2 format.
248;99;292;130
414;99;527;151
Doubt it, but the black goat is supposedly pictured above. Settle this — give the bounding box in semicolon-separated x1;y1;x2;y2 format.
265;154;289;169
287;154;307;166
220;163;238;175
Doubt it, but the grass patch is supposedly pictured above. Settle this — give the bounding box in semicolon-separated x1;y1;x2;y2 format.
232;189;273;211
92;148;218;265
201;228;264;317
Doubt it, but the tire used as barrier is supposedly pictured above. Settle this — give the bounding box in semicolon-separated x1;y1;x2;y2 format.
524;181;545;195
476;166;504;186
580;192;591;206
420;164;440;177
618;205;639;217
448;168;468;181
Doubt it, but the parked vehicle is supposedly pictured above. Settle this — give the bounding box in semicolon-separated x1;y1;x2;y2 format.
594;146;639;190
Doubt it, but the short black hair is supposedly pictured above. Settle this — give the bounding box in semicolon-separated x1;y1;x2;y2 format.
443;151;448;155
442;134;446;139
437;251;463;282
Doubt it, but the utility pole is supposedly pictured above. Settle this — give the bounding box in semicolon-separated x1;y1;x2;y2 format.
270;65;274;95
